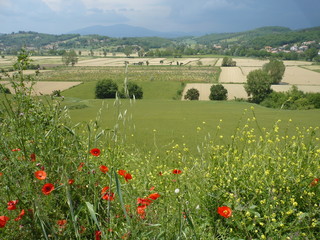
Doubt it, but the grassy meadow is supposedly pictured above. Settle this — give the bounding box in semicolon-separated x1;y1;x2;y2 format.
0;55;320;239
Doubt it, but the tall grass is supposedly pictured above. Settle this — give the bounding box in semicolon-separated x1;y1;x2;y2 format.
0;53;319;239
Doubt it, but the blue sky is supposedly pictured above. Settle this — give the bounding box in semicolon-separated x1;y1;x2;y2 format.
0;0;319;34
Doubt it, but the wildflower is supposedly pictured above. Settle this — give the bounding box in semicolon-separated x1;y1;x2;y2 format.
78;162;85;171
57;220;67;227
137;198;152;206
34;170;47;180
90;148;101;157
0;216;10;228
42;183;55;195
172;169;182;174
68;179;75;185
14;209;25;221
137;205;147;219
118;169;127;176
124;173;132;182
174;188;180;194
95;230;102;240
148;193;161;200
0;172;2;177
99;165;109;173
11;148;21;152
101;186;115;201
30;153;36;161
149;186;155;191
217;206;232;218
7;200;18;210
310;178;319;186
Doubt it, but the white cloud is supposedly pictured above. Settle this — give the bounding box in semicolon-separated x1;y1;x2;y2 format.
0;0;11;8
40;0;64;12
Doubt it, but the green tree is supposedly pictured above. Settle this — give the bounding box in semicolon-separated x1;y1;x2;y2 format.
262;59;285;84
95;79;118;99
121;82;143;99
304;47;318;61
124;46;133;57
62;50;78;66
209;84;228;100
184;88;200;100
222;57;236;67
244;69;272;104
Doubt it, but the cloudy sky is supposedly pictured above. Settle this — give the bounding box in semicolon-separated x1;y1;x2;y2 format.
0;0;319;34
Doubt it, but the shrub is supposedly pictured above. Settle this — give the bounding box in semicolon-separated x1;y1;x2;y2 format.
244;69;272;104
222;57;236;67
184;88;200;100
262;59;285;84
95;79;118;99
209;84;228;100
120;82;143;99
0;84;11;94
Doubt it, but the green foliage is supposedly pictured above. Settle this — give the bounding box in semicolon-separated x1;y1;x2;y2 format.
245;69;272;103
209;84;228;100
0;84;11;94
95;79;118;99
120;82;143;99
62;50;78;66
221;57;236;67
262;59;286;84
304;47;319;61
261;85;320;109
184;88;200;100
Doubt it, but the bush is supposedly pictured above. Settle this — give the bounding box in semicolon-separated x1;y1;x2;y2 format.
221;57;236;67
184;88;200;100
244;69;272;104
262;59;285;84
0;84;11;94
209;84;228;100
95;79;118;99
120;82;143;99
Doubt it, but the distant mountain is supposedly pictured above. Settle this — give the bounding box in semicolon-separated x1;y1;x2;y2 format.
68;24;201;38
196;26;292;45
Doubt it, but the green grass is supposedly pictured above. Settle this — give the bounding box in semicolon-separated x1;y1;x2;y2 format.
65;98;320;154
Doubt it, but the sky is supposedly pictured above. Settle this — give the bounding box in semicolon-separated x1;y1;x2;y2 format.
0;0;319;35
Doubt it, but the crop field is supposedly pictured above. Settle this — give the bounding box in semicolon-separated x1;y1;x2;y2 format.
219;67;246;83
281;66;320;85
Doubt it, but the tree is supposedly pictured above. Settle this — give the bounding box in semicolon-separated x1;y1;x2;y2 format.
262;59;285;84
62;50;78;66
209;84;228;100
123;46;133;57
222;57;236;67
244;69;272;104
121;82;143;99
184;88;200;100
304;47;318;61
95;79;118;99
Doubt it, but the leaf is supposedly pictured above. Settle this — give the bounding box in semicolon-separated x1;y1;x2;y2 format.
85;202;100;228
114;170;131;225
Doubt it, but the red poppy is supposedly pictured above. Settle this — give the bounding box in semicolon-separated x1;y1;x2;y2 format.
118;169;126;176
11;148;21;152
0;172;3;177
310;178;319;186
57;220;67;227
136;205;147;219
7;200;18;210
149;186;155;191
101;186;115;201
30;153;36;161
78;162;85;171
137;198;152;206
68;179;75;185
95;230;102;240
42;183;55;195
217;206;232;218
90;148;101;157
14;209;25;221
34;170;47;180
124;173;132;182
172;169;182;174
0;216;10;228
148;193;161;200
99;165;109;173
